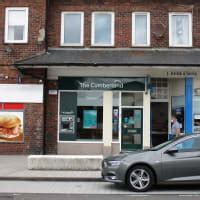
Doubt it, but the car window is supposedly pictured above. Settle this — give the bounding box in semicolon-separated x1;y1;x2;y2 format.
175;137;200;152
151;136;182;151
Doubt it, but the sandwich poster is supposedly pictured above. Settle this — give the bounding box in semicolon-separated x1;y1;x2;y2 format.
0;111;24;142
83;110;97;129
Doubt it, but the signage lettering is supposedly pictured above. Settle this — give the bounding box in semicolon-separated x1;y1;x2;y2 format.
59;77;145;91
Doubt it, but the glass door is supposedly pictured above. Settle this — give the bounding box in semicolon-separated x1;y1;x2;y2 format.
120;92;143;150
121;108;143;150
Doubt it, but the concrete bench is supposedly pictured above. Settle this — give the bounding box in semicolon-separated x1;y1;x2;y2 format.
28;155;103;170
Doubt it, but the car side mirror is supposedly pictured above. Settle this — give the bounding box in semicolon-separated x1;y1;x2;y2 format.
165;147;178;155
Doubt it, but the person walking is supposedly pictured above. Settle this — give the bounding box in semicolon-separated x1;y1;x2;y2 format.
169;114;181;140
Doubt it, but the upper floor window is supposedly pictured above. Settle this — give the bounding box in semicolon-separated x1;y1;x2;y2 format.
132;12;150;46
61;12;84;46
169;13;192;47
92;12;114;46
5;7;29;43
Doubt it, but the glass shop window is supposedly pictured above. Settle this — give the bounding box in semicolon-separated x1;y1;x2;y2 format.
59;91;103;141
121;92;143;106
77;92;103;140
171;96;185;133
113;92;119;140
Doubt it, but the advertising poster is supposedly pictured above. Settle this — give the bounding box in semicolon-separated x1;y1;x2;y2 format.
83;110;97;129
134;110;141;128
0;111;24;142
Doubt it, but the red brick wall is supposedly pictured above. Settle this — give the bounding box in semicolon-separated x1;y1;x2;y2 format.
45;80;58;154
0;0;46;66
0;103;44;155
0;0;46;154
48;0;200;48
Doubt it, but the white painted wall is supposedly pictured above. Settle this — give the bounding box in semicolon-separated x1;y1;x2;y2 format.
0;84;43;103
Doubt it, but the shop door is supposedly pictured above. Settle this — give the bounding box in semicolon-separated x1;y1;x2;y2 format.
121;108;143;150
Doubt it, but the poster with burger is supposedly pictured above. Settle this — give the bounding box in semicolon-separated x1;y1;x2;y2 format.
0;112;23;142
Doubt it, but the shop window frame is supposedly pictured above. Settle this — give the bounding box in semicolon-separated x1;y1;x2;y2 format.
5;7;29;44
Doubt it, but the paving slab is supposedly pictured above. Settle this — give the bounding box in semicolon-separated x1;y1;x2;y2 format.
0;156;102;181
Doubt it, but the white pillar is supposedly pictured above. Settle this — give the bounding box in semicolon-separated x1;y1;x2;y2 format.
103;91;113;155
143;90;151;149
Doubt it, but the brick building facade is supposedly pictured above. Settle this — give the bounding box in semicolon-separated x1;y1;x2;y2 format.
1;0;200;155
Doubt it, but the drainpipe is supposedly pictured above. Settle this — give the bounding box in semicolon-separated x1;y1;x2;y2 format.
42;0;50;154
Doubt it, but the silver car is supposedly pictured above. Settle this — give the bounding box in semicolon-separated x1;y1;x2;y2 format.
102;134;200;192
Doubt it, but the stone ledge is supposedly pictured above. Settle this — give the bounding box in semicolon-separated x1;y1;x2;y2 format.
28;155;103;170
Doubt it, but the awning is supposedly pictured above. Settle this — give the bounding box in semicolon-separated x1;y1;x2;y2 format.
15;49;200;68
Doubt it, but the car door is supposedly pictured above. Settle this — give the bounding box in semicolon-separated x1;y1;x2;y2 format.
161;136;200;182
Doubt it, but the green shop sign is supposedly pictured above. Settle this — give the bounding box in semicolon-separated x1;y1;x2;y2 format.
59;77;145;91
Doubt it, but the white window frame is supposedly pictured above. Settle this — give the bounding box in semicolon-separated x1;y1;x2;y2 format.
61;12;84;46
169;12;192;47
91;12;115;46
5;7;29;43
132;12;150;47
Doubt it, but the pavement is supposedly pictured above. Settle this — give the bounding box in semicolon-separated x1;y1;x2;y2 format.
0;156;102;181
1;156;200;196
1;194;200;200
0;181;200;195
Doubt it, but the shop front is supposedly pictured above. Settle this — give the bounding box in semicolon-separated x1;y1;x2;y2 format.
15;49;200;155
58;77;150;155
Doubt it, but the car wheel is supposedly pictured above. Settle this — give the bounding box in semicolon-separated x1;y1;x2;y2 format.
127;165;155;192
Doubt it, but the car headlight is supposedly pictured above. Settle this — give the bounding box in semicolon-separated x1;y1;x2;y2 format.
107;160;121;167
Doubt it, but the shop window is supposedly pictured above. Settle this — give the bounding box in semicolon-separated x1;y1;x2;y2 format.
132;12;150;46
169;13;192;47
5;7;29;43
171;96;185;133
113;92;119;140
193;96;200;133
121;92;143;107
91;12;114;46
59;91;103;141
77;92;103;140
151;78;168;100
61;12;84;46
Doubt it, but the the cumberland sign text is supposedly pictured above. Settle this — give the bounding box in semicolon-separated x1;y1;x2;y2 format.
59;77;146;91
78;80;124;90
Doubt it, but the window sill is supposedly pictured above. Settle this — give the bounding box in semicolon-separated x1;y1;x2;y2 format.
4;42;28;45
60;44;84;47
168;45;193;48
132;45;151;48
91;44;115;48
